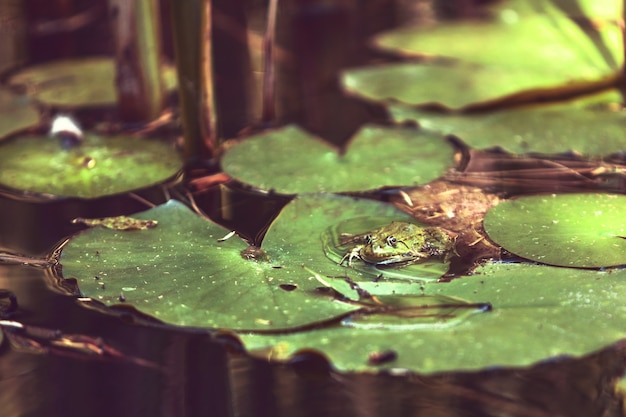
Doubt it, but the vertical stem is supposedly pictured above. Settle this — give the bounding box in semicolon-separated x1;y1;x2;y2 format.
200;0;217;149
622;0;626;106
109;0;164;122
168;0;213;160
261;0;278;123
0;0;27;73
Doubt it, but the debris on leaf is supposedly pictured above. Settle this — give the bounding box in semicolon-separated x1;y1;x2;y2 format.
72;216;158;231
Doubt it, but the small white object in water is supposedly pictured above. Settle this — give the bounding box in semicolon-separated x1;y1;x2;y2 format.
50;114;84;148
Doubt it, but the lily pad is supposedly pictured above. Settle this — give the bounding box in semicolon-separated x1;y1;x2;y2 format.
243;262;626;372
343;0;621;110
0;133;181;198
61;196;451;331
0;89;39;140
484;193;626;267
60;196;626;372
7;57;177;108
220;125;455;194
374;8;620;74
389;100;626;156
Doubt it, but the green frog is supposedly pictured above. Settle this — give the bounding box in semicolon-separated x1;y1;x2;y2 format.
340;221;458;267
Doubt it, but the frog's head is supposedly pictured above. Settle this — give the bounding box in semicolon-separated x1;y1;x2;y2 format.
359;222;428;265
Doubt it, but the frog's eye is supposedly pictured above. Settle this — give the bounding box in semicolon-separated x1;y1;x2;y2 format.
364;234;373;244
386;236;397;247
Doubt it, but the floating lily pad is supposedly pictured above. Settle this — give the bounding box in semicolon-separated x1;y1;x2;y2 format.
0;133;181;198
0;89;38;140
374;9;620;74
7;57;177;108
220;125;454;194
243;262;626;372
484;193;626;267
389;100;626;155
60;195;626;372
61;196;451;331
342;0;621;110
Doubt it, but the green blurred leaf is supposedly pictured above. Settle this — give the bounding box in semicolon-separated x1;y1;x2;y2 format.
221;125;455;194
343;0;622;110
388;95;626;155
0;133;181;198
0;89;38;140
484;193;626;267
7;57;177;109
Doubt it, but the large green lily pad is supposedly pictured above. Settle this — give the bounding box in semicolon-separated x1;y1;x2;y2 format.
243;262;626;372
374;8;620;74
388;98;626;155
484;193;626;267
220;125;455;194
0;89;39;140
61;196;453;331
60;195;626;372
7;57;177;108
342;0;621;110
0;133;181;198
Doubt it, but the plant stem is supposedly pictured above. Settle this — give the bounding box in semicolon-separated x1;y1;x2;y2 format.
109;0;164;122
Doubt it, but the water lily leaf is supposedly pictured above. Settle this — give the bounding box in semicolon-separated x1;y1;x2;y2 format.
389;98;626;155
7;57;177;108
0;133;181;198
242;262;626;372
374;6;620;73
61;196;626;373
0;89;38;140
71;216;158;231
343;1;621;110
220;125;454;194
61;195;449;331
484;193;626;267
343;63;569;111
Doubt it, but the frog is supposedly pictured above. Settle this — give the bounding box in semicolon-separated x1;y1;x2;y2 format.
339;221;458;267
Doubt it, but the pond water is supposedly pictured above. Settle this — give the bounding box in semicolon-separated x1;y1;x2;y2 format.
2;0;626;416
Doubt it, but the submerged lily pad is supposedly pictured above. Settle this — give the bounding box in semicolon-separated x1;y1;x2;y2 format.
220;125;454;194
0;133;181;198
0;89;39;140
484;193;626;267
7;57;177;108
389;100;626;155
